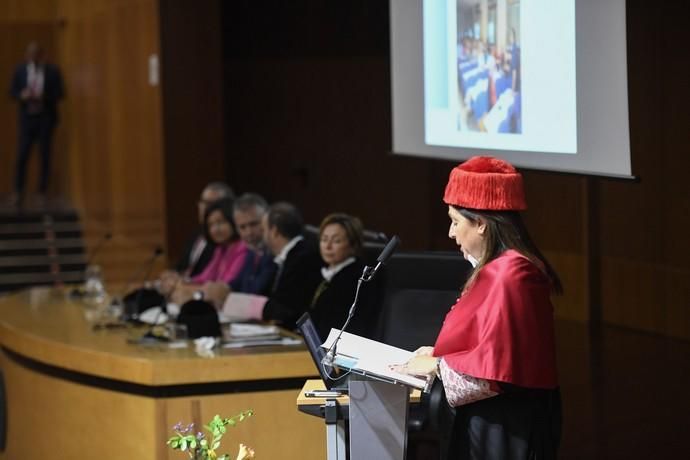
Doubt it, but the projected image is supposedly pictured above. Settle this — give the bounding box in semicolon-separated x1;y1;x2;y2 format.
456;0;521;134
421;0;576;154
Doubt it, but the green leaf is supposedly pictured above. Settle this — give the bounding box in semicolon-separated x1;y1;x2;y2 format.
213;441;220;450
180;439;188;451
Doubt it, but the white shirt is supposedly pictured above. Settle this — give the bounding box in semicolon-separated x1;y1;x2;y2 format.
27;62;44;97
273;235;304;266
321;257;356;282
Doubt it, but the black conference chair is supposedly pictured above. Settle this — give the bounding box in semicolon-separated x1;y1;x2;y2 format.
379;288;458;351
376;288;459;459
374;251;470;460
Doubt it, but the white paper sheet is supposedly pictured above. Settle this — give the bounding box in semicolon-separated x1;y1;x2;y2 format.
322;329;430;390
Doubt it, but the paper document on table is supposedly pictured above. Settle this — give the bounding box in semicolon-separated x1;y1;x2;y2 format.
229;323;280;337
321;329;430;390
222;323;281;343
221;337;301;349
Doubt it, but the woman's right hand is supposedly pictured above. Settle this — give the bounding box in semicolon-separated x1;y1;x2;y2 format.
414;346;435;357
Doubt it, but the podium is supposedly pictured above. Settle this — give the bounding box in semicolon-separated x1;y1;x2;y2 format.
348;374;411;459
297;379;424;460
297;329;431;460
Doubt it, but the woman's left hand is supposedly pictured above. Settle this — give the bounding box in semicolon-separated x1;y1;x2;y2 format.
389;356;438;377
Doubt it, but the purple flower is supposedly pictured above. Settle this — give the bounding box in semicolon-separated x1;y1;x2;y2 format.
196;432;205;440
173;422;183;431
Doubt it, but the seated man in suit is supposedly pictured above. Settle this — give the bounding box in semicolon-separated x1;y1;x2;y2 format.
202;193;277;297
211;201;323;330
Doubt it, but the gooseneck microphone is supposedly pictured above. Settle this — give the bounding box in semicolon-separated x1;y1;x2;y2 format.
323;235;401;367
139;275;179;342
365;235;400;280
71;232;113;298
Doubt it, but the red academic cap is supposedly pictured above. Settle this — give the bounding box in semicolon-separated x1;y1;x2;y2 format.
443;156;527;210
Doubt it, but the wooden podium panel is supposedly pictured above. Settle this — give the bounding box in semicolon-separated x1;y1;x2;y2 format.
0;287;324;460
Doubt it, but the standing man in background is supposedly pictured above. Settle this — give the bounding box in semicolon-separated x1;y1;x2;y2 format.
9;42;65;207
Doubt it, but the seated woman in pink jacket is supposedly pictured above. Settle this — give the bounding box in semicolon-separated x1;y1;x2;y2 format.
166;197;247;305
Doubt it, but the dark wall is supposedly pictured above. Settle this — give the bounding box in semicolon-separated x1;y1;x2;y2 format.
213;0;690;336
160;0;226;263
221;0;453;251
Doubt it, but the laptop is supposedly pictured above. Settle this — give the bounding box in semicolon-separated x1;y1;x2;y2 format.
296;312;350;392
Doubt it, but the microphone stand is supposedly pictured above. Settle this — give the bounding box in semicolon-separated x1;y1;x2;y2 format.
322;266;370;367
322;236;399;368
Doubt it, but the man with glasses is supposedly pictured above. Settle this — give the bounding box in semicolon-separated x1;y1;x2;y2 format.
203;193;278;304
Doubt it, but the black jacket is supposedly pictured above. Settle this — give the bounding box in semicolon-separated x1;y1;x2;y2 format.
309;258;383;342
262;238;323;329
10;62;64;121
175;230;216;278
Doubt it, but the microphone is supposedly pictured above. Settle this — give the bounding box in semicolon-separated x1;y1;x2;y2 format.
323;235;401;367
71;232;113;297
114;246;164;320
138;275;179;343
362;234;400;281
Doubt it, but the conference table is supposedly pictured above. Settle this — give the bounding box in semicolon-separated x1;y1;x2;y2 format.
0;287;324;460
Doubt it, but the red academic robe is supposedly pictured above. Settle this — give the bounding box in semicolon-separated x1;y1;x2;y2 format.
433;249;558;389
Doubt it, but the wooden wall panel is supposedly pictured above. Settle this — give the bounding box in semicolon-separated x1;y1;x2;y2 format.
1;0;167;282
0;8;59;196
0;1;56;21
596;0;690;339
159;0;226;265
54;0;167;281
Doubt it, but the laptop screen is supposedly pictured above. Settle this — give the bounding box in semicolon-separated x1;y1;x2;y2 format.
296;312;348;391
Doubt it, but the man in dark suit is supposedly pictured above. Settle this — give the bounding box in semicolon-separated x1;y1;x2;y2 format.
261;202;323;327
219;202;323;330
9;42;64;206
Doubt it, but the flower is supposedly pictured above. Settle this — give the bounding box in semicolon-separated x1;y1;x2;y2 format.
167;410;254;460
236;443;255;460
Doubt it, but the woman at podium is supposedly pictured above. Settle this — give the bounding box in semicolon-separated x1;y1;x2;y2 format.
396;156;562;460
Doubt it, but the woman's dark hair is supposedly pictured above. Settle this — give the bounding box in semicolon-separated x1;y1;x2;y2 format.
319;213;365;257
203;197;238;244
456;206;563;294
